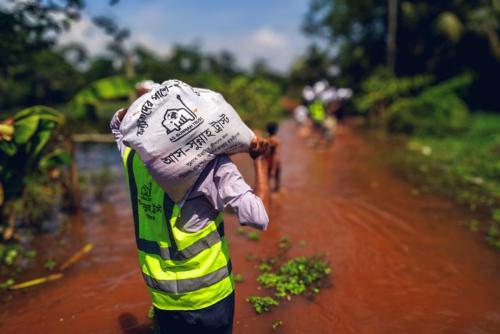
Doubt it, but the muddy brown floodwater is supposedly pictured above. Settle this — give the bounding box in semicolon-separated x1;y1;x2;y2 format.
1;120;500;333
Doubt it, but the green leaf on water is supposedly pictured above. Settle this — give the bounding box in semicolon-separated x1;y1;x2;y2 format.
247;231;260;241
147;305;155;319
234;273;245;283
246;296;279;314
44;259;57;271
0;278;15;290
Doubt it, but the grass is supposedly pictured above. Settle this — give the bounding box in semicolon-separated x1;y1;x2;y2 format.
389;112;500;248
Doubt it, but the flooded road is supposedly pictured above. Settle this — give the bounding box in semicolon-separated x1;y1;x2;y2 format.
1;120;500;333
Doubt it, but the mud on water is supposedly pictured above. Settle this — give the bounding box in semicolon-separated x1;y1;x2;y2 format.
1;120;500;333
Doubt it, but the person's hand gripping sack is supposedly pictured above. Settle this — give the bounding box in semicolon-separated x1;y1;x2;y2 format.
249;137;272;160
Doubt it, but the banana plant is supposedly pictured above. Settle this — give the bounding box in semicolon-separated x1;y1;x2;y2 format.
69;75;135;120
0;106;71;235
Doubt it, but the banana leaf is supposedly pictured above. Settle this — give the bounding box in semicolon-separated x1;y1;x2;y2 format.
14;114;40;145
70;76;135;120
39;148;72;170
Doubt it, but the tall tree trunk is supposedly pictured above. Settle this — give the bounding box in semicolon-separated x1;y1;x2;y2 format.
387;0;398;75
125;51;135;79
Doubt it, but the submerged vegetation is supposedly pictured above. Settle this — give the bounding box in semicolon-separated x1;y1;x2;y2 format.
246;296;280;314
257;256;331;299
246;237;331;316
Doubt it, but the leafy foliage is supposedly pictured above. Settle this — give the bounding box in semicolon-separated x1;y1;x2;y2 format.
0;107;70;230
246;237;331;314
246;296;280;314
257;256;331;298
225;76;284;128
389;113;500;248
356;68;433;115
69;76;135;121
387;74;472;135
302;0;500;110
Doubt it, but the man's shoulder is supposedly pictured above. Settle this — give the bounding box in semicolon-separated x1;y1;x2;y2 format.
213;154;233;167
192;155;236;189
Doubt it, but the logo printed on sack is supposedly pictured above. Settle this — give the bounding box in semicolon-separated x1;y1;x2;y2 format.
162;95;203;142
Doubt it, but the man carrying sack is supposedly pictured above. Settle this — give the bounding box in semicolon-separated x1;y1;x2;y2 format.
110;80;272;333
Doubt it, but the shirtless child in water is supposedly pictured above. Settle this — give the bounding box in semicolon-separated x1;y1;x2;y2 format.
266;122;281;192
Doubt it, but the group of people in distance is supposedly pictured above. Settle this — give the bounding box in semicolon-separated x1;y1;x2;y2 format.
294;80;353;147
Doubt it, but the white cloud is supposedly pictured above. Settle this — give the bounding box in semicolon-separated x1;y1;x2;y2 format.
249;28;288;50
57;14;304;72
235;28;299;72
57;14;171;58
203;27;303;72
57;15;112;56
128;32;171;56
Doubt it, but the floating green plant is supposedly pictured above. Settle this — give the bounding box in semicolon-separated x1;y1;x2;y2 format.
246;231;260;241
234;273;245;283
246;296;279;314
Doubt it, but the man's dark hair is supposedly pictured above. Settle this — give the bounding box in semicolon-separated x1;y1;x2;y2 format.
266;122;278;136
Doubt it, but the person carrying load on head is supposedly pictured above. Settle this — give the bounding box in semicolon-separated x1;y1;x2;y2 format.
309;98;326;127
308;80;328;132
110;81;273;334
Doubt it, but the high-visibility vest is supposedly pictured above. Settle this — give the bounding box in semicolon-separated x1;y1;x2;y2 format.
309;100;325;123
122;147;234;310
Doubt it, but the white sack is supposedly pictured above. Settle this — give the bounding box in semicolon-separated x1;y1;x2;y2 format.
120;79;255;202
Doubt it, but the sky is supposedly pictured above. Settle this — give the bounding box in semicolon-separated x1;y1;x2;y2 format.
56;0;312;72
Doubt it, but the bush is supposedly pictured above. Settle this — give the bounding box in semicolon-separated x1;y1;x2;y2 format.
0;106;70;232
387;74;472;135
388;113;500;249
225;76;284;129
356;68;433;115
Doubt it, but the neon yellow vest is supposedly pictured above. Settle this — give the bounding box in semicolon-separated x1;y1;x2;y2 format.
122;147;234;310
309;100;325;123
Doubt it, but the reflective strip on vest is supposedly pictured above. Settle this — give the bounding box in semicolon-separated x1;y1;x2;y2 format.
143;262;232;294
136;220;224;261
309;100;325;122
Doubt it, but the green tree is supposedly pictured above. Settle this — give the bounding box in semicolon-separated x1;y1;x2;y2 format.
302;0;500;109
